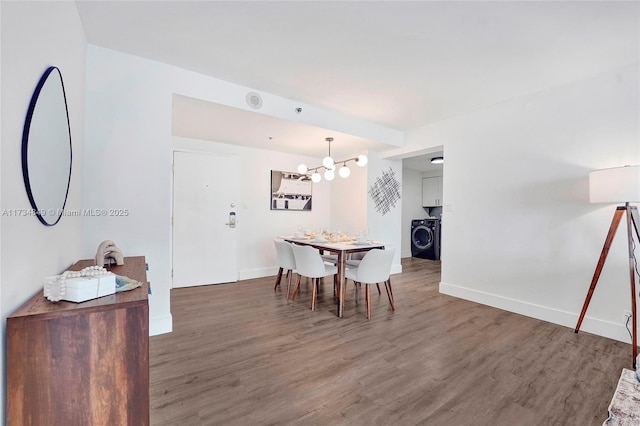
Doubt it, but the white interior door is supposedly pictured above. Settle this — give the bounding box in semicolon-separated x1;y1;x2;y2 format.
172;151;238;287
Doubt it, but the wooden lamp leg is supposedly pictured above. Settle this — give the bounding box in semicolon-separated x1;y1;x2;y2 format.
625;205;638;367
576;206;640;368
575;207;624;333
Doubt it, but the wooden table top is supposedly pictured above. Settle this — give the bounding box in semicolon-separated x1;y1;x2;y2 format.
8;256;149;320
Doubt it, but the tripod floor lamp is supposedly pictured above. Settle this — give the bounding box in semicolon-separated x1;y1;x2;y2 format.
575;165;640;367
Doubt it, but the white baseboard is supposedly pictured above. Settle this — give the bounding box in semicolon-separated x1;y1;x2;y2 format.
239;267;277;281
439;281;631;344
149;314;173;336
401;249;412;258
391;263;403;275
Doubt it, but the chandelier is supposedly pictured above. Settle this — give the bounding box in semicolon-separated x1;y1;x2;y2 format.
297;137;368;183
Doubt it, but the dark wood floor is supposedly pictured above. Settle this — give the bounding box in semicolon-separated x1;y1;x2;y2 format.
150;257;629;425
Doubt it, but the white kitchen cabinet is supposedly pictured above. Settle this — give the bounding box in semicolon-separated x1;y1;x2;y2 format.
422;176;443;207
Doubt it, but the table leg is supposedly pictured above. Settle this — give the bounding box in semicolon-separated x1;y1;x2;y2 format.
338;251;346;317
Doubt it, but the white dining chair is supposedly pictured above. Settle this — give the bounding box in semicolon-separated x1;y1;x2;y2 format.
344;248;396;319
326;250;364;267
346;252;381;294
290;244;338;311
345;251;366;266
274;240;296;299
321;253;339;265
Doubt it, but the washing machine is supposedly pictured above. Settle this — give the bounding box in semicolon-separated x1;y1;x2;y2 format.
411;219;440;260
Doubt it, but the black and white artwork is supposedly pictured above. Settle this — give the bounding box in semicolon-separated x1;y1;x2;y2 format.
271;170;312;211
369;167;401;215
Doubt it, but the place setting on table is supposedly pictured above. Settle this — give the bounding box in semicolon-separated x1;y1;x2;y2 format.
281;229;386;317
286;228;378;244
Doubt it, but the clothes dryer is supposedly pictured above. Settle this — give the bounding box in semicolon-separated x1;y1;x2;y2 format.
411;219;440;260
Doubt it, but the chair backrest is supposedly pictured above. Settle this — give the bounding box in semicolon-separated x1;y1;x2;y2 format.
274;240;296;270
350;252;366;261
355;248;395;284
291;244;328;278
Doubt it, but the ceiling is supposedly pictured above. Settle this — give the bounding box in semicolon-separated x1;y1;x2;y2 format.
172;94;392;160
403;152;444;173
75;1;639;160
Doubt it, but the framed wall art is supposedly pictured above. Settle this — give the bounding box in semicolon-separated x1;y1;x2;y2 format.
271;170;312;211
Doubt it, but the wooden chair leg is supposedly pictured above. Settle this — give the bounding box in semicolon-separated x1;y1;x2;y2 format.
365;285;371;319
387;278;394;301
376;283;381;295
274;267;283;290
291;275;302;301
354;281;359;304
285;270;292;299
311;278;317;311
385;279;395;311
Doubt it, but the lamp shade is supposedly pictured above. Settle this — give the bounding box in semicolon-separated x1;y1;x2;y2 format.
589;165;640;203
324;169;335;181
339;164;351;178
322;156;334;169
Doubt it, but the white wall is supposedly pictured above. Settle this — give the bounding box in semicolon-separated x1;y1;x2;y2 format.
366;152;403;274
84;46;175;335
85;45;402;335
174;136;400;279
409;64;640;343
0;0;86;421
401;168;427;258
330;161;367;235
173;136;332;279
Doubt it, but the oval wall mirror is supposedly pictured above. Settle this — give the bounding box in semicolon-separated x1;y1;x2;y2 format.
22;66;72;226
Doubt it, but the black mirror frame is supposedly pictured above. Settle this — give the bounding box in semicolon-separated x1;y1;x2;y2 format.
21;66;73;226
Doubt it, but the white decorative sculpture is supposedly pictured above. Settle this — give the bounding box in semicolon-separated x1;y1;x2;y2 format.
95;240;125;266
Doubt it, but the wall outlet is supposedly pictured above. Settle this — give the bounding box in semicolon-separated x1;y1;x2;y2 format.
624;310;633;319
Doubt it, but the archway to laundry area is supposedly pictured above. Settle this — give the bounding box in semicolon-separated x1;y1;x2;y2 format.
389;146;445;262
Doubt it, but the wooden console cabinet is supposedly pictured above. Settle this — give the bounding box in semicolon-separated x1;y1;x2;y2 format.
6;256;149;426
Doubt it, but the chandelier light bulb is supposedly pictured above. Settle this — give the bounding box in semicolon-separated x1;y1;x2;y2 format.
297;164;308;174
324;169;335;181
311;172;322;183
322;156;335;169
356;154;368;167
339;164;351;178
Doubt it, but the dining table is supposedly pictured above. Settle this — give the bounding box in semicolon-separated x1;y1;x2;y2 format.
283;236;385;317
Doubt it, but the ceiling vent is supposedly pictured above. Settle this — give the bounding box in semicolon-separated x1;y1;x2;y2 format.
245;92;263;109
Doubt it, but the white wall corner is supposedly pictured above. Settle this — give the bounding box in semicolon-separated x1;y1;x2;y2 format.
149;314;173;336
